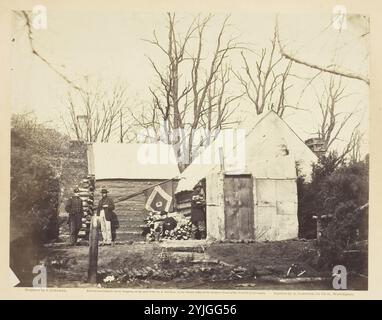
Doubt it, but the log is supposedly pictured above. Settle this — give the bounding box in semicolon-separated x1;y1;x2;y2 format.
88;216;100;284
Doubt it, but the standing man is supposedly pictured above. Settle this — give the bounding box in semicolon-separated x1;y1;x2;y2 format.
191;182;206;240
97;186;115;245
65;187;83;246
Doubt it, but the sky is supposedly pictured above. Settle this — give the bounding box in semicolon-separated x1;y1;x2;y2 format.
10;9;370;156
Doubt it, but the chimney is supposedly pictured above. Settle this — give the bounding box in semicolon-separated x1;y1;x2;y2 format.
305;138;326;157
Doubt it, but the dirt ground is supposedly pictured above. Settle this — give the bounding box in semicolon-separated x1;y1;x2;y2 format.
33;239;367;290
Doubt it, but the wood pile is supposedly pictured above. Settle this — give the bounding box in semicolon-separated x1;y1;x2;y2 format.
142;211;165;242
142;211;193;241
163;221;192;240
77;174;95;239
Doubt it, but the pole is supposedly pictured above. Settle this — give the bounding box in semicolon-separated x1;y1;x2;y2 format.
219;147;225;172
312;215;322;243
316;217;322;243
88;215;100;284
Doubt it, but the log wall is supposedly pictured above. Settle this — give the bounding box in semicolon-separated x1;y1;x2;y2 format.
95;179;166;241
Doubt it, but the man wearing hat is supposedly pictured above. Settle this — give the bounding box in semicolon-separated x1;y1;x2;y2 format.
190;181;206;239
97;186;115;245
65;187;83;246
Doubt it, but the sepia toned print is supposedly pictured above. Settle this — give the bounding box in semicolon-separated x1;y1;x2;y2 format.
8;5;369;291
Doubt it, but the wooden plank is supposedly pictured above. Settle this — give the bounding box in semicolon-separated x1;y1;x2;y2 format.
241;177;254;240
224;175;254;240
224;176;236;239
176;202;192;209
206;172;225;240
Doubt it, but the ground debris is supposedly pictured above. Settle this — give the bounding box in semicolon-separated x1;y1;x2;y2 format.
98;256;256;286
235;283;257;288
43;239;343;289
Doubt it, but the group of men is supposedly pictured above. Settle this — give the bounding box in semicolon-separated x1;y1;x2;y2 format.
65;186;117;246
65;181;207;245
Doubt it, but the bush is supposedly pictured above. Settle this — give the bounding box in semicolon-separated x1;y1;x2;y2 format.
297;152;369;271
10;113;67;244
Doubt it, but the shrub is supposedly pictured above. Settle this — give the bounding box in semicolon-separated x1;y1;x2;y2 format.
10;113;67;244
298;152;369;271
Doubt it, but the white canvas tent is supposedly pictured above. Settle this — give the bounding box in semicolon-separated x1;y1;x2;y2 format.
175;110;318;241
89;142;180;180
176;110;317;193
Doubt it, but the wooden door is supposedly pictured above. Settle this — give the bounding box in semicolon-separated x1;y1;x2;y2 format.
224;175;254;240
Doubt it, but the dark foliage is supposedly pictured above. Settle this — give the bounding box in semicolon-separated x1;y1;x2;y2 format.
10;113;68;244
297;152;369;271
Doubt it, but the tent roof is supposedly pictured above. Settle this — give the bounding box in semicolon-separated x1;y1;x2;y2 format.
91;142;180;180
175;110;317;193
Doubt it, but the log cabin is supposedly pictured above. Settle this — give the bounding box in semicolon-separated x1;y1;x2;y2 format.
87;142;180;241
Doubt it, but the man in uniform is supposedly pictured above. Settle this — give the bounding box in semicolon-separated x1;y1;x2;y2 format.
190;182;206;239
65;187;83;246
97;186;115;245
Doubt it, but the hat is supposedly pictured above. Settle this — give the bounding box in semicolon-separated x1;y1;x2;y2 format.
101;186;108;194
73;187;80;193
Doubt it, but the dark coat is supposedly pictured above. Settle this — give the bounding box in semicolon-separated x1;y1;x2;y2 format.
65;196;83;226
110;211;119;241
191;188;206;222
97;196;115;221
110;211;119;229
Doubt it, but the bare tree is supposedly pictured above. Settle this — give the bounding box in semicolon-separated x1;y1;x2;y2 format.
233;27;293;117
118;103;141;143
347;129;364;163
204;65;244;132
18;11;137;144
128;102;161;143
312;75;365;166
62;81;132;143
143;13;244;170
329;128;364;168
315;76;356;151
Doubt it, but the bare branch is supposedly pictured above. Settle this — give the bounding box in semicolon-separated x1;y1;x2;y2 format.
20;11;84;92
275;17;370;85
236;26;292;117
